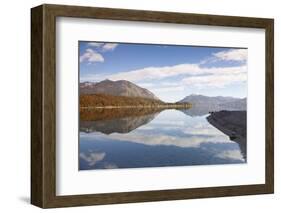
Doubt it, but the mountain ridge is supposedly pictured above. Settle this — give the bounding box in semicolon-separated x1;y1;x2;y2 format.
80;79;159;100
178;94;246;111
80;80;246;110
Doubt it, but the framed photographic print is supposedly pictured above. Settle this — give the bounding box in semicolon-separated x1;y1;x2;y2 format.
31;4;274;208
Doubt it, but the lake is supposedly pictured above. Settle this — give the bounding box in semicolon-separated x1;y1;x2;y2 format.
79;108;246;170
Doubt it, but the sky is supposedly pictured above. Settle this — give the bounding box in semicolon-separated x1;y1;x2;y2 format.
79;41;247;102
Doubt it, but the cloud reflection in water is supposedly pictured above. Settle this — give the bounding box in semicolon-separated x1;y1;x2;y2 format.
79;109;246;170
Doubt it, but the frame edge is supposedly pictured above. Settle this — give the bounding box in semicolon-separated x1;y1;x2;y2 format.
31;5;44;208
265;19;274;194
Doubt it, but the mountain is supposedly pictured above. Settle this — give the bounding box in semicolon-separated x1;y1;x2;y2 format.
178;94;247;111
80;79;159;100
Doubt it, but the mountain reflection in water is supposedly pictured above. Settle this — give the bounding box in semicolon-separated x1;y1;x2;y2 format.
80;108;160;134
79;107;246;170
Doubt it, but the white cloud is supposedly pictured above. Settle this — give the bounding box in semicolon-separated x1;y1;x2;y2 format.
80;43;118;64
103;63;246;88
107;64;201;82
106;131;230;148
182;66;247;88
215;150;244;161
138;82;185;94
80;48;104;63
151;86;185;93
87;42;119;52
102;43;119;51
107;63;245;80
80;151;105;166
87;42;104;47
137;83;155;88
213;49;247;61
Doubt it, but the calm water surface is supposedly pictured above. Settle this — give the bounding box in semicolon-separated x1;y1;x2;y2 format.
79;109;246;170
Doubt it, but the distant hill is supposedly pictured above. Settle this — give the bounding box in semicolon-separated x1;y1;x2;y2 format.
80;79;159;100
178;94;246;111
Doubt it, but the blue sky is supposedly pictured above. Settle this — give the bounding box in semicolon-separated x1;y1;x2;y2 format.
79;41;247;102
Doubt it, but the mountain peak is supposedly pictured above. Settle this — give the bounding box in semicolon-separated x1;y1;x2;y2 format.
101;79;113;83
80;79;160;100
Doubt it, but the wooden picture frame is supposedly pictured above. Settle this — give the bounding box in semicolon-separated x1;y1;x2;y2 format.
31;4;274;208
